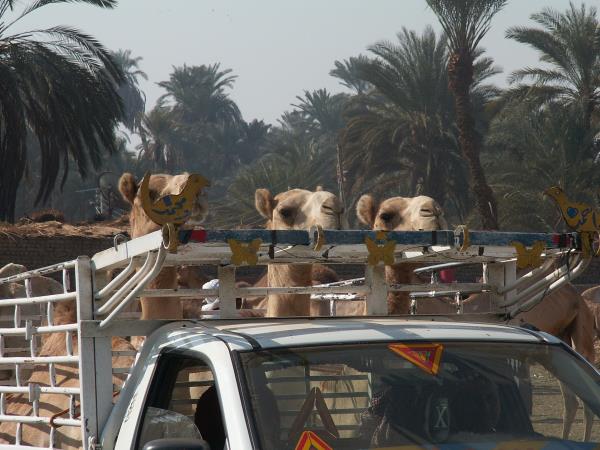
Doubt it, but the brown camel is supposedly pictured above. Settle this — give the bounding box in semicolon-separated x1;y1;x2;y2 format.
255;187;343;317
118;172;208;321
581;286;600;345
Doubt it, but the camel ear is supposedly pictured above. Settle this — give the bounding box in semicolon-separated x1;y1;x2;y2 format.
356;194;378;227
316;185;323;191
118;173;138;205
255;189;275;219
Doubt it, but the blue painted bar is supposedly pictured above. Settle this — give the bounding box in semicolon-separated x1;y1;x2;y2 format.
178;229;579;250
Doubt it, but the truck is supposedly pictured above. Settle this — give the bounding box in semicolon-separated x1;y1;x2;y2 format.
0;226;599;449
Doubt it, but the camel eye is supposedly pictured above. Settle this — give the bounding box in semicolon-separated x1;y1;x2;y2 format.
380;212;394;222
420;207;435;217
279;207;294;219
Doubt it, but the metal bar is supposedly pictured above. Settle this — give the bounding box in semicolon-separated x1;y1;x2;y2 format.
496;258;556;295
0;261;76;285
96;250;156;314
0;323;78;336
507;257;591;316
365;265;387;315
413;261;474;274
498;256;584;308
95;257;137;300
218;266;236;319
0;355;79;364
0;414;81;426
0;386;80;395
0;292;76;307
76;256;99;448
98;247;167;329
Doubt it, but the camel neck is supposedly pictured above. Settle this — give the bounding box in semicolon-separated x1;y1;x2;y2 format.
385;263;421;315
266;264;313;317
140;267;182;320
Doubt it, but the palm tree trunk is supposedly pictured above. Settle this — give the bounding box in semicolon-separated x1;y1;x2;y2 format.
449;50;498;230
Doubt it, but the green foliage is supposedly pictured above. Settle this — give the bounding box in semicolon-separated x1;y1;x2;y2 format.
111;49;147;133
426;0;508;53
506;2;600;128
486;2;600;231
0;0;124;221
339;27;498;224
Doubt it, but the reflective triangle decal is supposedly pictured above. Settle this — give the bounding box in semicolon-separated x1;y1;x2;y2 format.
294;430;333;450
388;343;444;375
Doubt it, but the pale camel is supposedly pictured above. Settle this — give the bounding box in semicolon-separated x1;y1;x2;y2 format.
255;187;343;317
118;172;208;321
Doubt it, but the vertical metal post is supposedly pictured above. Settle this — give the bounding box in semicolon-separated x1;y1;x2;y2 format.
483;262;506;311
218;266;237;319
365;265;387;315
503;260;517;305
76;256;112;447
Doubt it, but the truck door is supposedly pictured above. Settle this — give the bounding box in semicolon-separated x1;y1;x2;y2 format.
134;352;227;450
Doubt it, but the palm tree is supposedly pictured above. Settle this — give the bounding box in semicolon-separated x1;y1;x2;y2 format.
0;0;124;222
426;0;507;229
111;49;147;133
330;55;372;95
136;105;181;171
292;89;348;135
340;27;498;221
485;100;600;231
506;2;600;133
158;63;241;127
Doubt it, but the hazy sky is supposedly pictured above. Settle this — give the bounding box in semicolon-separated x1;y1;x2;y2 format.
15;0;575;125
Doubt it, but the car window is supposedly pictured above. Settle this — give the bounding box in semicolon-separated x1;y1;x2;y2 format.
137;354;226;450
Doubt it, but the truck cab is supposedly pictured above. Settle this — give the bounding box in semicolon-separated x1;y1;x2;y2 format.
105;318;600;450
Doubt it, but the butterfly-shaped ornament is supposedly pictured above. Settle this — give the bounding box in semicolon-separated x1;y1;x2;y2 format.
511;241;545;269
228;239;262;266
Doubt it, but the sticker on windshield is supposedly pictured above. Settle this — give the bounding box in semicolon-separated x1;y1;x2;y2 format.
388;343;444;375
294;430;333;450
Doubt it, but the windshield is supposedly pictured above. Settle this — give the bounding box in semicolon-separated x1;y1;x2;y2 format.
239;341;600;450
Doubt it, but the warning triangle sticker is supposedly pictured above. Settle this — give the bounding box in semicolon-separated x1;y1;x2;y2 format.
294;430;333;450
388;343;444;375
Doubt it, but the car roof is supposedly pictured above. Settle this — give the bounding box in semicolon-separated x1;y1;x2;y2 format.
191;317;548;350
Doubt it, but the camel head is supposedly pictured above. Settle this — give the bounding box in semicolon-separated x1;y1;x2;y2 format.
119;172;209;238
255;187;343;231
356;194;447;231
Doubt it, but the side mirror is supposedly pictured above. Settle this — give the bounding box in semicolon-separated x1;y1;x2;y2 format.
142;438;210;450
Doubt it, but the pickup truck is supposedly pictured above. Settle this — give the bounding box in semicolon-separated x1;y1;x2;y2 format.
0;228;598;449
106;317;600;450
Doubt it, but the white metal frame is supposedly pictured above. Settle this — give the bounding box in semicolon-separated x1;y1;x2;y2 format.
0;227;587;449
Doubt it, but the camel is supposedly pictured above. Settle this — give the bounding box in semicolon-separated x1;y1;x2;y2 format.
581;286;600;346
118;172;208;321
254;187;343;317
351;194;448;315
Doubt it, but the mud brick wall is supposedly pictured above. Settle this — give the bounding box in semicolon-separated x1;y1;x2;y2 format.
0;236;113;270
